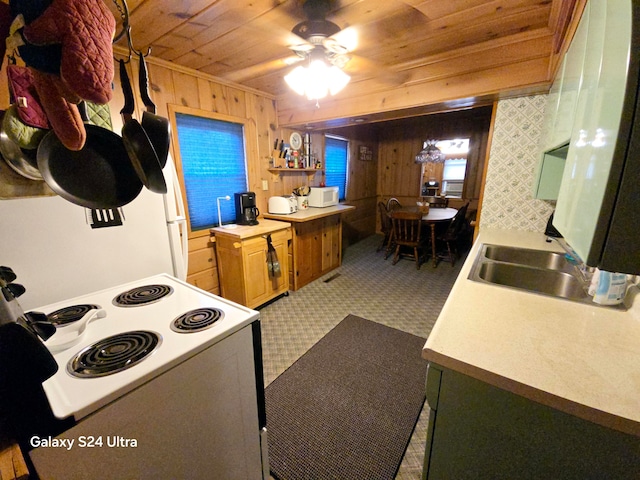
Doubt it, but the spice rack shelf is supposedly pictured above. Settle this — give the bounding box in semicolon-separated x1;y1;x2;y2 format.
268;168;322;174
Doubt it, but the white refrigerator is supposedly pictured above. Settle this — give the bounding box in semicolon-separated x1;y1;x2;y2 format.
0;157;187;310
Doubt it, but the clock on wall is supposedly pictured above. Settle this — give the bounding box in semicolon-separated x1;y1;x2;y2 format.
289;132;302;150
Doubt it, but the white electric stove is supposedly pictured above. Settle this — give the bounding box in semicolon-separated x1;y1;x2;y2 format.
27;274;268;480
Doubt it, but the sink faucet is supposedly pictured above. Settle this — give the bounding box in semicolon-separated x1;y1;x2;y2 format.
546;236;595;289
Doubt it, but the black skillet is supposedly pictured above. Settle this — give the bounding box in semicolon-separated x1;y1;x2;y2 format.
138;52;170;168
119;59;166;194
37;103;143;209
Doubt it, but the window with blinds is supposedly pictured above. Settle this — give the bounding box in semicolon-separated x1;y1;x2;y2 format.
174;112;248;231
324;135;349;201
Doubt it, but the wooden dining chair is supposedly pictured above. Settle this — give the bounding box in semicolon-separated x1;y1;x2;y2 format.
390;210;425;269
377;201;393;254
425;196;449;208
436;202;469;267
386;197;402;211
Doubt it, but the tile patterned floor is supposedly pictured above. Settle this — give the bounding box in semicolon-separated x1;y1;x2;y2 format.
259;234;466;480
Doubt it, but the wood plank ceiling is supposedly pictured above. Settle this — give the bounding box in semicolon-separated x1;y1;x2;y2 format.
111;0;581;129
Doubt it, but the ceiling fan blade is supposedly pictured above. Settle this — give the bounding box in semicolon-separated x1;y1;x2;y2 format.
224;55;303;84
343;54;410;85
328;25;358;53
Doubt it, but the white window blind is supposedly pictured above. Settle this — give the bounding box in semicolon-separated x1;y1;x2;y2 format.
324;136;348;200
175;113;247;230
442;158;467;180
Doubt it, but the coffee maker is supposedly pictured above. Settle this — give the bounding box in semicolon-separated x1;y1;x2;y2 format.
235;192;259;225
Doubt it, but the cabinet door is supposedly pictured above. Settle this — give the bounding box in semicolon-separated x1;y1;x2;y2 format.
243;237;271;307
553;6;589;149
294;221;322;286
554;0;632;264
423;365;640;479
269;231;290;295
242;230;290;309
321;216;341;272
539;57;565;152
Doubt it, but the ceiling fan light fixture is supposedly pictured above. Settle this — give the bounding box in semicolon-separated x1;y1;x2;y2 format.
327;65;350;95
284;66;308;96
284;58;350;101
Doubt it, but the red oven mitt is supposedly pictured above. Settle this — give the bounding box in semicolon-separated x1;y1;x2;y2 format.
31;69;86;151
22;0;115;105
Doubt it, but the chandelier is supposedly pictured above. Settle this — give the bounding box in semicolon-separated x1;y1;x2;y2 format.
284;48;350;101
415;140;446;164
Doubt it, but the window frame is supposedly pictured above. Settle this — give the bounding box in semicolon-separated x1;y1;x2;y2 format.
324;134;350;201
168;105;251;239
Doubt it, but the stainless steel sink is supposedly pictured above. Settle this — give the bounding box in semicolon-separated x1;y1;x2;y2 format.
468;243;597;305
482;245;573;272
475;262;589;300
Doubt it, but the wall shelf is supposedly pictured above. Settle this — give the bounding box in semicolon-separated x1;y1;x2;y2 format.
268;168;322;174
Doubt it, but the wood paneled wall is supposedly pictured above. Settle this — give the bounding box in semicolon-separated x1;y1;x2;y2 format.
375;107;493;210
323;107;493;236
325;126;380;246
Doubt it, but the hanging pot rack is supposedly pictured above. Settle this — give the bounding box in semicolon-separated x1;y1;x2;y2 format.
111;0;151;58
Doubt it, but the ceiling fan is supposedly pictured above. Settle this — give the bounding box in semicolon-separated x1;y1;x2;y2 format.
286;0;357;70
224;0;405;93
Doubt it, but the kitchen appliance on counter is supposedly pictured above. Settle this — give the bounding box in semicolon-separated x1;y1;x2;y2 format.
307;186;339;208
0;154;188;310
235;191;260;225
268;195;297;214
16;273;268;479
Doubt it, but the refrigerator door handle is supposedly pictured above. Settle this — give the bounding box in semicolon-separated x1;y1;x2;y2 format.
163;154;189;280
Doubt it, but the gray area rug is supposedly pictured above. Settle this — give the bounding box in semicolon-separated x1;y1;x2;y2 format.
265;314;428;480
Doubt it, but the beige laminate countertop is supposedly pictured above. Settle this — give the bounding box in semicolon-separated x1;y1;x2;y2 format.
262;204;355;223
423;228;640;436
210;219;291;240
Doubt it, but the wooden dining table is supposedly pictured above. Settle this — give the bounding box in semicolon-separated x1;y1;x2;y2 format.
394;206;458;267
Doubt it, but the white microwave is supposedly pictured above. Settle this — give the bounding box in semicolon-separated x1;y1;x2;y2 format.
308;186;339;207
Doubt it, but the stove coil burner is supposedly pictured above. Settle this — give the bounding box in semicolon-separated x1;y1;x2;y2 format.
47;304;102;326
67;331;162;378
171;308;224;333
112;284;173;307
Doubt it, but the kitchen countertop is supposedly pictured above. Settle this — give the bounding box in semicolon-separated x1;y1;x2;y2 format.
263;204;355;223
423;228;640;436
210;219;291;240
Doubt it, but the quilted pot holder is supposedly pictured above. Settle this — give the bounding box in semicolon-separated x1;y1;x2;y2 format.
7;64;50;129
2;105;48;150
85;101;113;131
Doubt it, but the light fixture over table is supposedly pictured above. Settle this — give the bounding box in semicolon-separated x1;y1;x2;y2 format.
415;140;446;164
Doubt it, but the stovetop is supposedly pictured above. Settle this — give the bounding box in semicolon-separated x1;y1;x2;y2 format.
34;274;259;421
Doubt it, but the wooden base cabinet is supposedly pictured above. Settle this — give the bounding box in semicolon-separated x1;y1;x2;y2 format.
422;364;640;480
186;235;220;294
213;222;291;309
291;215;341;290
263;205;356;291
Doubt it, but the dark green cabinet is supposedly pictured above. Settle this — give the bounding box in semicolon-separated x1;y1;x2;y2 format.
422;364;640;479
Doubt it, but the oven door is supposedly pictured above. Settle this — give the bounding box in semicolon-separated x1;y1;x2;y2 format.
30;324;265;479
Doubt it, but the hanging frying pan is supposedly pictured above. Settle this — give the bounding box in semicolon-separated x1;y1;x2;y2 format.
119;59;166;193
36;104;143;209
138;52;170;168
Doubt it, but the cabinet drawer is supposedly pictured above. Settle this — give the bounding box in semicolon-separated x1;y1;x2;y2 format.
188;247;216;275
187;269;219;294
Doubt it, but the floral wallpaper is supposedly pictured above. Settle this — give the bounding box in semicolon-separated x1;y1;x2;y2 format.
480;95;555;232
